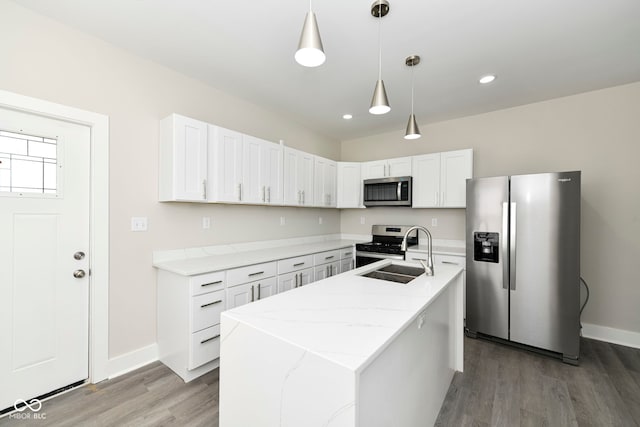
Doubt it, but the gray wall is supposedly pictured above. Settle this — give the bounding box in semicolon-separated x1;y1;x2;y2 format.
341;81;640;335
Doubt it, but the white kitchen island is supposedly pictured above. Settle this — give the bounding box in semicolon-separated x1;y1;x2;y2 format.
219;260;464;427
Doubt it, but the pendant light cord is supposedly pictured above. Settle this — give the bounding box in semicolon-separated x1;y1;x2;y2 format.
411;64;415;115
377;1;382;80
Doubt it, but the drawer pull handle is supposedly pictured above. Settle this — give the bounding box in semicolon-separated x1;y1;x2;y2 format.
200;300;222;308
442;261;459;265
200;334;220;344
412;258;427;261
201;280;222;287
325;256;334;260
293;262;305;267
343;252;352;256
248;271;265;277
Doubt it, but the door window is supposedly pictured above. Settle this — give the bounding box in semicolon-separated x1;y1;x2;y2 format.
0;130;58;195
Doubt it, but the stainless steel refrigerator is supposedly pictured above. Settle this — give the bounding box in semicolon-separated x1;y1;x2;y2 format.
465;171;581;364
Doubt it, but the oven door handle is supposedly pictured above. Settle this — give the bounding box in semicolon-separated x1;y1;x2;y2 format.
355;251;404;260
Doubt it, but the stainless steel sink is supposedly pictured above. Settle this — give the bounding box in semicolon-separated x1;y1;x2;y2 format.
360;264;424;284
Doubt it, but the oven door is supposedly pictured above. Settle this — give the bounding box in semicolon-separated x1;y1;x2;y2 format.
355;251;404;268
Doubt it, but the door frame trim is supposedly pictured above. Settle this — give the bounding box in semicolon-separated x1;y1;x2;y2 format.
0;90;109;383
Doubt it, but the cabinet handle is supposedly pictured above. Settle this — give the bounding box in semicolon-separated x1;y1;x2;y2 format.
262;186;266;202
293;262;305;267
441;191;444;206
257;283;261;300
248;271;264;277
302;190;305;205
238;183;242;201
343;252;352;257
325;255;334;260
251;285;254;302
351;260;354;270
295;273;299;288
200;300;222;308
326;265;330;276
267;186;271;203
298;190;301;204
298;272;303;286
201;280;222;287
412;257;427;261
202;179;207;200
200;334;220;344
442;261;459;265
435;192;438;206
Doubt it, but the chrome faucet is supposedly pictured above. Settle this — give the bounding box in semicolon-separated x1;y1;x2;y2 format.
401;226;434;276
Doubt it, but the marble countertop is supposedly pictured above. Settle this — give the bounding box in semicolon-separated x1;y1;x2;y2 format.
153;239;364;276
221;260;463;373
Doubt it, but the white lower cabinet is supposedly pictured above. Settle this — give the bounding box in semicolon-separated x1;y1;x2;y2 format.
157;270;225;382
339;247;355;273
226;276;277;310
314;261;340;281
277;268;313;292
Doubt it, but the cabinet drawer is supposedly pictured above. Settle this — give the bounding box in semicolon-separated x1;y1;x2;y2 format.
191;290;225;333
278;255;313;275
434;254;466;268
227;261;277;287
340;247;354;260
313;250;340;266
189;324;220;370
190;271;225;296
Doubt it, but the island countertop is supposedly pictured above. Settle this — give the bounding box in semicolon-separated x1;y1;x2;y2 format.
221;260;463;373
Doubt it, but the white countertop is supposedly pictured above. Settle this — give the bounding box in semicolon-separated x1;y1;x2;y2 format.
153;239;363;276
221;260;463;373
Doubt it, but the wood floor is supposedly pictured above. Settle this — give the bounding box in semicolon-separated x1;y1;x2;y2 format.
1;337;638;426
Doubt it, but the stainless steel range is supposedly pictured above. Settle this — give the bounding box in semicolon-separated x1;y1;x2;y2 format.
355;225;419;267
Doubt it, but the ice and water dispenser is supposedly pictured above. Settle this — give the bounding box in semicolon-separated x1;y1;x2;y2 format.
473;232;499;263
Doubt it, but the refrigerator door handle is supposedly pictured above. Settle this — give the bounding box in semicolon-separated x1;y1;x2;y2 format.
502;202;510;290
510;202;517;290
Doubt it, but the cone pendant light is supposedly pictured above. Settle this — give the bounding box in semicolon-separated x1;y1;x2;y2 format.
369;0;390;115
295;0;326;67
404;55;421;139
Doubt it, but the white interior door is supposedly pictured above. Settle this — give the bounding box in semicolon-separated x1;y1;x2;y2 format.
0;107;90;411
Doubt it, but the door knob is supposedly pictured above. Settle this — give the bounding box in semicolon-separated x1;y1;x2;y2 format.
74;251;85;260
73;270;86;278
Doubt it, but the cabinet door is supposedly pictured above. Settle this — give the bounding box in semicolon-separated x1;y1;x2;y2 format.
340;258;354;273
313;156;328;207
210;125;243;203
328;261;341;277
299;151;315;206
262;141;283;205
440;149;473;207
161;114;208;201
412;153;441;208
388;156;412;177
325;161;337;207
241;135;264;204
255;277;277;300
277;271;297;293
361;160;387;180
299;268;314;286
314;264;328;282
283;147;299;205
337;162;361;208
225;282;253;310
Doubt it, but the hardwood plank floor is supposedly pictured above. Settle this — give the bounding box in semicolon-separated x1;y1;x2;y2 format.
1;336;638;426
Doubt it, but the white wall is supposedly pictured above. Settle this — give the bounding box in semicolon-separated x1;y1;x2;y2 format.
0;1;341;358
341;81;640;336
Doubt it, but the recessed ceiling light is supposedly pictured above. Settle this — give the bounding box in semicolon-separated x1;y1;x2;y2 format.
479;74;497;84
342;114;353;120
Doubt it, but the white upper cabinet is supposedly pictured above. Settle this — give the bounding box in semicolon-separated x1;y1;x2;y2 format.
261;140;284;205
314;156;337;208
361;156;412;180
209;125;243;203
284;147;314;206
412;149;473;208
159;114;208;202
337;162;362;209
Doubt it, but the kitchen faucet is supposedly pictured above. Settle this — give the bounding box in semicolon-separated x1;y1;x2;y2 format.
401;226;434;276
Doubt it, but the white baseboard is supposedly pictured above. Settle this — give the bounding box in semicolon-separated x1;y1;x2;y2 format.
582;323;640;349
107;343;158;379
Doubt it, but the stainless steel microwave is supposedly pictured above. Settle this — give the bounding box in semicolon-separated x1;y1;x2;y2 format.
363;176;412;207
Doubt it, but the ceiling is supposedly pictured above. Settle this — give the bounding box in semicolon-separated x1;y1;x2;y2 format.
12;0;640;141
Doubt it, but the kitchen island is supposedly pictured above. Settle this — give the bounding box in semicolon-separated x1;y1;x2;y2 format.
219;260;464;427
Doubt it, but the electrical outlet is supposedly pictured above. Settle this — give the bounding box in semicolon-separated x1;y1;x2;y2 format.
131;217;148;232
431;218;438;227
280;216;286;226
202;217;211;229
318;216;323;225
360;216;366;225
418;314;425;329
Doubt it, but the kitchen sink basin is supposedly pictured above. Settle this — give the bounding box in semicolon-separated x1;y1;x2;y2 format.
360;264;425;284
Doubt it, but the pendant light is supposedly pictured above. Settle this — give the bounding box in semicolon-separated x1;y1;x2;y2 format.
404;55;421;140
369;0;390;115
295;0;326;67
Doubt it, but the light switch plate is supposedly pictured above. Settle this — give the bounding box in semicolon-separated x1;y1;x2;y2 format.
131;217;148;232
202;217;211;229
280;216;286;226
431;218;438;227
